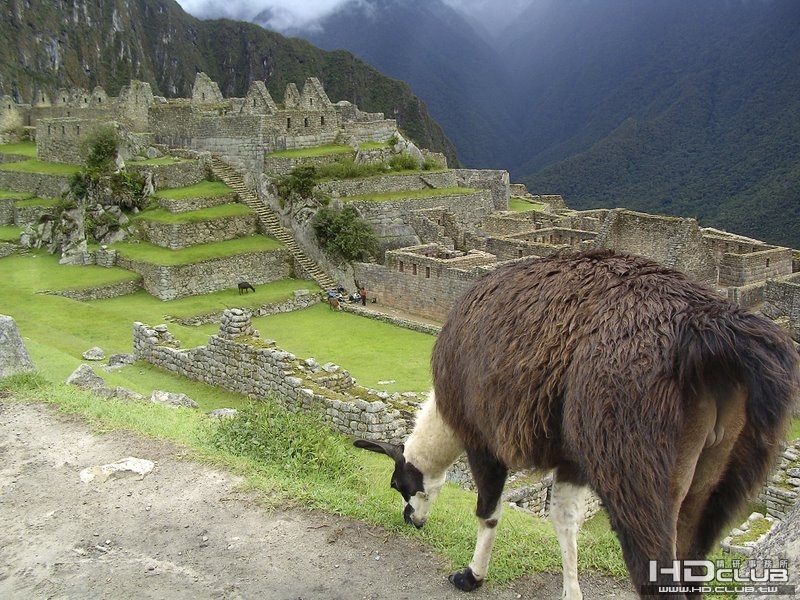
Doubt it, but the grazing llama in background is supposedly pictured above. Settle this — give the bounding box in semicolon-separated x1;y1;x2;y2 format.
356;251;799;599
328;296;341;311
237;281;255;294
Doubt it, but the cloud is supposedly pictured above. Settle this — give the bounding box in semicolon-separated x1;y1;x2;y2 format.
174;0;537;34
174;0;360;31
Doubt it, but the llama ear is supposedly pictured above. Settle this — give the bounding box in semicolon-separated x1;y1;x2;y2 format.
353;439;405;463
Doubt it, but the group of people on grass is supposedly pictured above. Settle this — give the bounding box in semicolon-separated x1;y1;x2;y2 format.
327;285;368;306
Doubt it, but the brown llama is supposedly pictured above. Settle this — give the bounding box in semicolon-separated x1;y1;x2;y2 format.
355;250;799;599
328;296;341;311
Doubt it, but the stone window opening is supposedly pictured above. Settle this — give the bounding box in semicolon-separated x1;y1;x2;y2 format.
253;98;256;107
425;266;431;279
320;116;325;126
309;98;314;107
399;261;404;272
766;258;771;267
304;117;309;127
412;264;418;275
287;117;291;129
61;125;65;135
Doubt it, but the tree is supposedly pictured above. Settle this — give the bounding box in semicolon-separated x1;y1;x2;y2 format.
313;205;378;262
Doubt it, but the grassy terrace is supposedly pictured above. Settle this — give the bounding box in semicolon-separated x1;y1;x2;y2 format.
15;196;58;207
0;141;37;157
344;186;480;202
110;234;282;265
0;159;80;176
509;197;545;212
154;180;234;200
0;190;33;200
267;144;353;158
135;203;253;224
0;225;22;241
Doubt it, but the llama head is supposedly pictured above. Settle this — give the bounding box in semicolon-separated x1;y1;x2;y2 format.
353;439;444;528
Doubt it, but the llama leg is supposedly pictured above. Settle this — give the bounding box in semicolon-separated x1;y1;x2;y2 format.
449;448;507;592
550;472;588;600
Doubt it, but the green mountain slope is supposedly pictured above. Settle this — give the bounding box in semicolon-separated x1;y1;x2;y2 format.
509;0;800;248
0;0;457;165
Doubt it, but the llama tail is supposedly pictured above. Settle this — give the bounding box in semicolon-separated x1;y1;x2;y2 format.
676;309;798;437
674;309;799;554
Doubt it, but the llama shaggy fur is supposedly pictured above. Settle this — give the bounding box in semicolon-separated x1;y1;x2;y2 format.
357;250;799;599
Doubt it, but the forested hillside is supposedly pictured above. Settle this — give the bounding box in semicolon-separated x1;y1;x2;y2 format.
509;0;800;248
0;0;458;165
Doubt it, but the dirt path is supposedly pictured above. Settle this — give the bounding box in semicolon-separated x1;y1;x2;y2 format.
0;399;637;600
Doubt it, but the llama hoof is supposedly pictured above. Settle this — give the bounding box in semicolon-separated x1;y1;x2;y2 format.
449;567;483;592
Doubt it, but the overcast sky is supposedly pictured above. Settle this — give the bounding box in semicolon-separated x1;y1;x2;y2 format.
174;0;534;33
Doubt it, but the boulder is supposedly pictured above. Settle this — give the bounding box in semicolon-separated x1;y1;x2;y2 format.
66;364;106;390
0;315;36;378
82;346;106;361
150;390;199;409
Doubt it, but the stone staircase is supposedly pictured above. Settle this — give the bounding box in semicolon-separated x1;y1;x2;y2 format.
210;157;336;291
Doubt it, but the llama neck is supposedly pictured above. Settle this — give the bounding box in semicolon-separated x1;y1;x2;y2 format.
404;393;463;477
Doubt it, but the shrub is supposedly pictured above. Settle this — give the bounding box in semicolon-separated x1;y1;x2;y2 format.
274;165;318;202
80;126;119;172
313;204;378;262
388;153;419;171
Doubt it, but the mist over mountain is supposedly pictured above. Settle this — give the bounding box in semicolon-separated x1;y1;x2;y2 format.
275;0;518;170
256;0;800;247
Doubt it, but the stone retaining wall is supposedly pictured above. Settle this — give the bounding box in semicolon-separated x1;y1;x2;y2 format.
134;212;259;249
13;202;56;226
760;440;800;519
167;291;320;326
154;193;237;213
113;248;292;300
0;170;70;197
132;312;413;444
41;278;142;301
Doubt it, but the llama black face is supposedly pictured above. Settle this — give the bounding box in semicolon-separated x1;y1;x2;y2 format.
354;439;427;527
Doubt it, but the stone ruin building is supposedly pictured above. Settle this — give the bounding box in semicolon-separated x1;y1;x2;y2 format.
1;71;798;340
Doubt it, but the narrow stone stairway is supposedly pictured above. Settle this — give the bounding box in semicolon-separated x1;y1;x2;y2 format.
210;157;337;291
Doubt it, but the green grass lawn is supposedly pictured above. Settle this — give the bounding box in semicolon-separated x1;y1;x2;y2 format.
253;302;435;393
